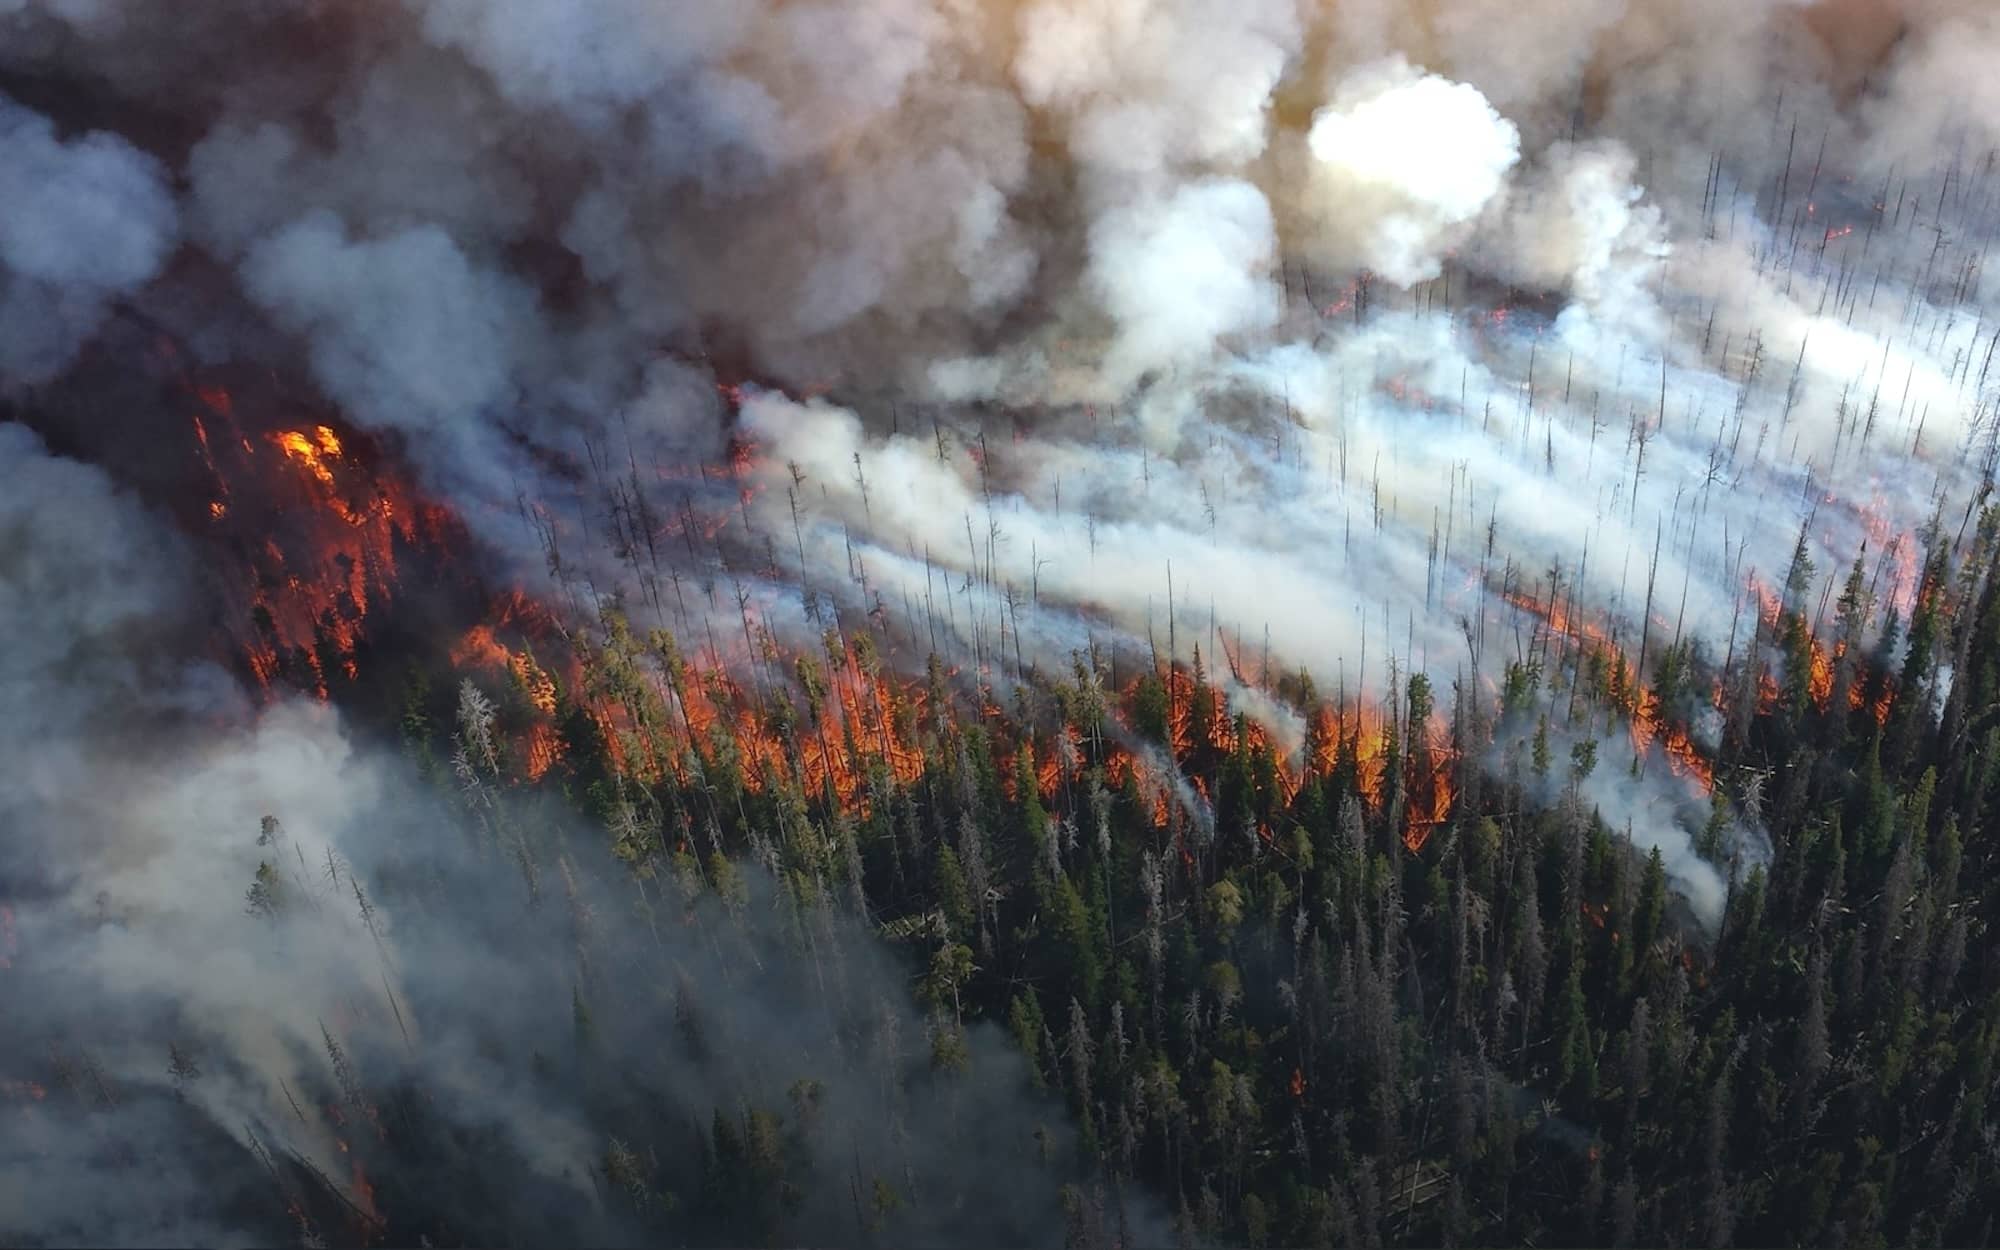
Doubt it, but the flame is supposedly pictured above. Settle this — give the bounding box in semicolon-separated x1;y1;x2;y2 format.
512;651;558;717
1756;669;1780;714
1111;660;1448;847
274;428;339;488
1035;739;1063;801
1406;764;1455;852
524;723;562;782
186;384;440;701
350;1159;378;1224
450;625;512;670
1809;644;1834;706
1629;686;1715;793
1507;586;1715;797
1657;722;1713;792
449;619;569;781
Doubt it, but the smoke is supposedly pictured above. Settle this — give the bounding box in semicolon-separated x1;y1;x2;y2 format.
1472;140;1670;338
0;94;176;385
1014;0;1301;174
1090;178;1282;390
238;211;548;507
0;425;1122;1245
1301;57;1521;285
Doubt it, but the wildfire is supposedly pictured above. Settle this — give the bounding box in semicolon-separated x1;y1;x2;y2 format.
1033;737;1064;802
513;651;558;717
1106;752;1175;828
449;625;512;670
1757;670;1781;714
180;381;447;702
524;723;563;782
1406;774;1455;852
1658;723;1713;791
1507;586;1716;798
274;427;343;488
700;637;928;810
1809;643;1834;706
1748;577;1891;725
1629;687;1715;793
0;1079;46;1102
1502;588;1619;654
449;618;570;782
441;578;1465;860
350;1159;378;1224
1130;660;1451;849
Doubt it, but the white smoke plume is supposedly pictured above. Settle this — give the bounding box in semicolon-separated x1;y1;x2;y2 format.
1301;56;1521;285
1090;178;1283;390
1014;0;1302;175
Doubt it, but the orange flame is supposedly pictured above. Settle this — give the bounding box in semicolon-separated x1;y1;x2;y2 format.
1508;586;1715;797
274;428;339;488
450;625;511;670
190;384;436;702
350;1159;378;1224
523;723;562;782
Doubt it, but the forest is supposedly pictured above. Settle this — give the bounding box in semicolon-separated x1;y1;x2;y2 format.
221;489;1992;1248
